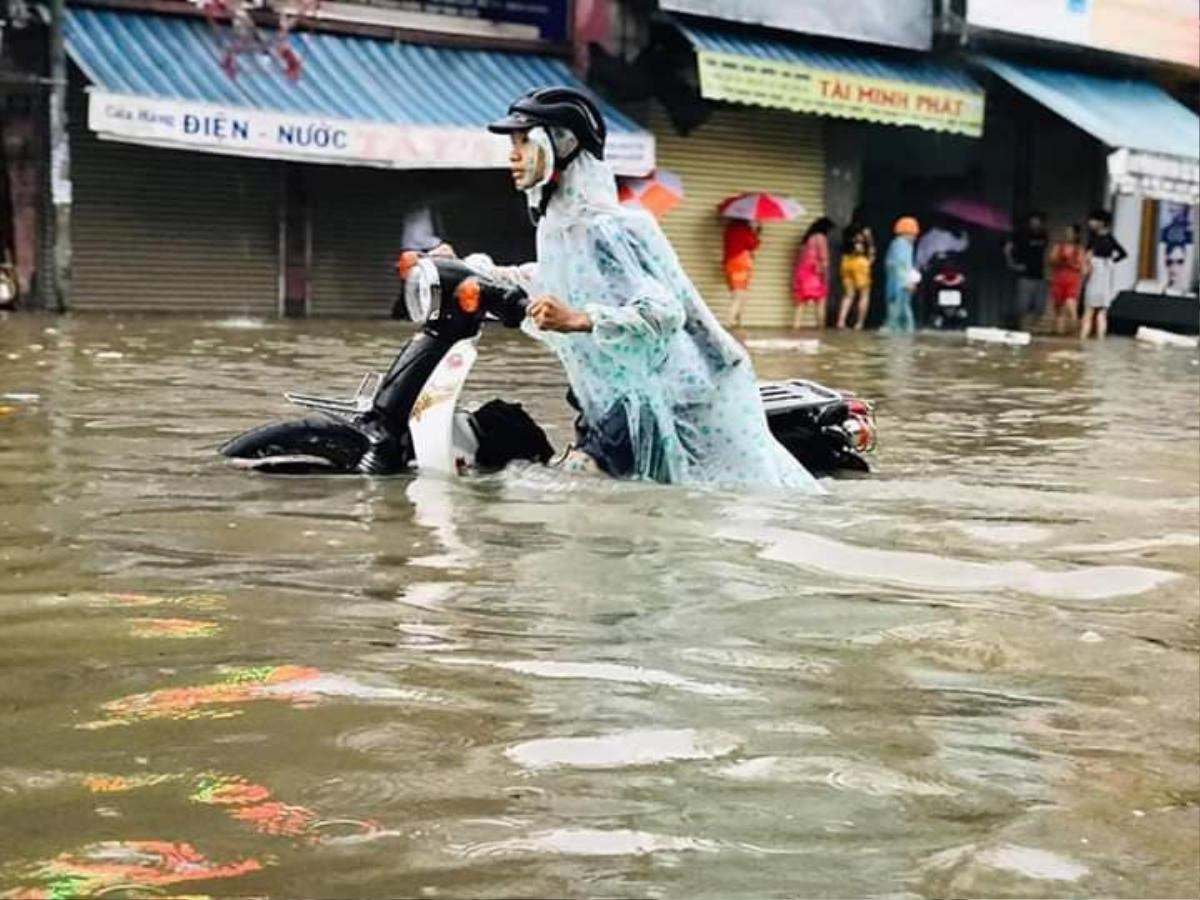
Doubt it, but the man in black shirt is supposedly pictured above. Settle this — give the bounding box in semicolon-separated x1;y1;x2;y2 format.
1004;210;1049;332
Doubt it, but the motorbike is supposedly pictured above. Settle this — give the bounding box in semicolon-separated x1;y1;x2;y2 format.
921;250;971;330
220;252;876;479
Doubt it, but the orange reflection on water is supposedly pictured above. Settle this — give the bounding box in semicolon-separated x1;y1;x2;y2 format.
191;775;319;839
190;774;382;842
4;840;262;899
128;618;221;639
231;801;319;837
105;592;227;611
82;773;176;793
190;775;271;807
77;665;322;729
5;765;384;897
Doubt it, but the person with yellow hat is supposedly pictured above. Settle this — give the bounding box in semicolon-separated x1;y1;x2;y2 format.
884;216;921;333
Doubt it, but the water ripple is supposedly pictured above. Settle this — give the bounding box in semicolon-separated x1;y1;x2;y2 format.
718;756;962;798
452;828;723;859
721;524;1179;601
437;657;752;698
505;728;741;770
2;320;1196;899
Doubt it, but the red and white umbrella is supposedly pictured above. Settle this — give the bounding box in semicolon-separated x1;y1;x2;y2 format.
617;169;684;220
718;192;805;222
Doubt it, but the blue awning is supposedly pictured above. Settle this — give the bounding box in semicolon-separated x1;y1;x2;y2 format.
674;18;986;136
65;8;655;175
976;56;1199;161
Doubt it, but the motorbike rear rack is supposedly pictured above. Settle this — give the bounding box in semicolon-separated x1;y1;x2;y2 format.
758;379;845;414
284;372;381;416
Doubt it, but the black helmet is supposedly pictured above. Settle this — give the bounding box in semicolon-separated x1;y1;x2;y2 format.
488;86;606;161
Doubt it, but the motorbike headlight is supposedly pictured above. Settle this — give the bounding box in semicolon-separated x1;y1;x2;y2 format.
404;258;441;322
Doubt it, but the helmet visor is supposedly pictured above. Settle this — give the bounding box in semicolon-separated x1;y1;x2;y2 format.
487;110;540;134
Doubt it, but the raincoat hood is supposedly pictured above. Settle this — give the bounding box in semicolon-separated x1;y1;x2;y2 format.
521;150;819;490
518;126;556;218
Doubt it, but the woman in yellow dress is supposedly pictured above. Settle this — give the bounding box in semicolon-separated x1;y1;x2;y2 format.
836;208;875;330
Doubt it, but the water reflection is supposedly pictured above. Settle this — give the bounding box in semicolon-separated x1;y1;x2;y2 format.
78;665;325;729
6;840;263;899
1;316;1196;898
4;765;383;897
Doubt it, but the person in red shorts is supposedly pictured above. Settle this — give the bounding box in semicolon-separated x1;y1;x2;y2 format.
1048;223;1084;335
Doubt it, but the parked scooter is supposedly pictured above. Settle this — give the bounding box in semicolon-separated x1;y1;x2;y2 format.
922;250;971;329
220;252;875;478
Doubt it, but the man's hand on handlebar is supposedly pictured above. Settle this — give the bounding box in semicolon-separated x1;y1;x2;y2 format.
529;295;592;333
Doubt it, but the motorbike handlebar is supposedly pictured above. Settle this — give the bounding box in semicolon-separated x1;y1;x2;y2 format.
396;253;531;330
491;286;529;329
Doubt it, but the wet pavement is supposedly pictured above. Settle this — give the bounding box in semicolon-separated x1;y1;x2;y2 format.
1;314;1197;898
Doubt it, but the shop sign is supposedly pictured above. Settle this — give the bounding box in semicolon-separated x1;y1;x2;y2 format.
696;51;985;137
87;90;656;176
1109;148;1200;205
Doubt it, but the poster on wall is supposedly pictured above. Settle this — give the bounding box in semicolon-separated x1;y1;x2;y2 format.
966;0;1200;68
1155;203;1199;296
659;0;931;51
1136;200;1199;296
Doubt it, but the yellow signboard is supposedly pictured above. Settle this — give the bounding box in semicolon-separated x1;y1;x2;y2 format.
697;51;986;138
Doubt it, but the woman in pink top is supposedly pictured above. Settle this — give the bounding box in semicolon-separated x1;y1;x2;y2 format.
792;217;834;330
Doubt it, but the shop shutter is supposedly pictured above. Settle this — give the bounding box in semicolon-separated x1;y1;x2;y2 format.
646;102;825;328
70;102;279;315
307;167;533;317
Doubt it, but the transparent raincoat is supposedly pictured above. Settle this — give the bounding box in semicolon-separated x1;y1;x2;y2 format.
884;236;917;334
474;150;820;491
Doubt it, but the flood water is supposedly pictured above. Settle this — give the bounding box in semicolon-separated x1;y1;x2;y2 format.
1;314;1197;899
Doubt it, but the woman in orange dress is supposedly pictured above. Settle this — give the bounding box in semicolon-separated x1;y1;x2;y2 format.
1048;223;1084;335
723;218;761;328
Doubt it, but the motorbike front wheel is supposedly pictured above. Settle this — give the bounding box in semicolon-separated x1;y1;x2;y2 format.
219;415;371;474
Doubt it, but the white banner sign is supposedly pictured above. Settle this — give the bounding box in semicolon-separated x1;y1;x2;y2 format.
1109;148;1200;204
87;90;655;177
660;0;930;50
967;0;1199;68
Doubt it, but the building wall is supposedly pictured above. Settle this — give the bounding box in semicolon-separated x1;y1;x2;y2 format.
642;101;826;328
306;165;533;317
70;129;280;314
1023;103;1108;230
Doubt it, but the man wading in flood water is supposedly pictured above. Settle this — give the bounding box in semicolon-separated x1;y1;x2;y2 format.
466;87;819;490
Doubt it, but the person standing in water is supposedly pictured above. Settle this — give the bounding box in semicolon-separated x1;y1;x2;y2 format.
884;217;920;334
791;217;834;330
1080;209;1128;340
476;87;819;489
723;218;761;328
836;209;875;330
1048;223;1084;335
1005;210;1050;332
